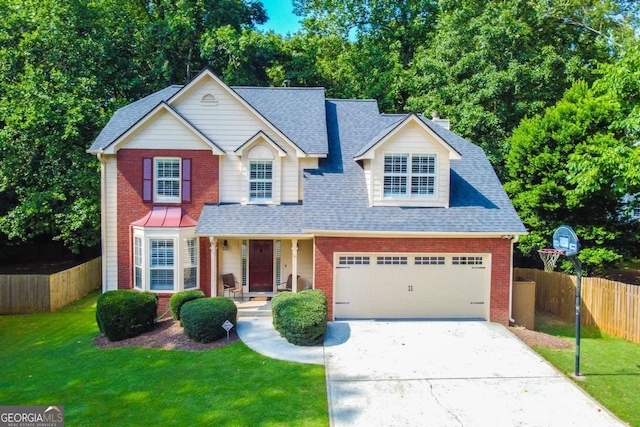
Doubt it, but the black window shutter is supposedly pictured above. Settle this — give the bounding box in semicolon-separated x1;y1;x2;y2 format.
142;158;153;202
182;158;191;203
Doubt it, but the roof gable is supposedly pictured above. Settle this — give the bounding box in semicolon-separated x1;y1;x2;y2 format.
88;85;181;153
235;131;287;157
354;114;462;160
167;69;307;156
102;102;224;155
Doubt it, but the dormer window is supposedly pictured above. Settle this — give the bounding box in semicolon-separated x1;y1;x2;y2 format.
384;153;437;198
249;160;273;201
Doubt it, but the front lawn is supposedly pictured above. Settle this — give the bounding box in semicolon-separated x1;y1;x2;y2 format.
534;312;640;427
0;291;328;426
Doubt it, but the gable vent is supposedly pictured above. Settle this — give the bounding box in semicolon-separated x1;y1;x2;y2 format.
201;93;218;106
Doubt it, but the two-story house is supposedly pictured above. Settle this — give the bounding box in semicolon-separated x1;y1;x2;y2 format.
88;69;526;324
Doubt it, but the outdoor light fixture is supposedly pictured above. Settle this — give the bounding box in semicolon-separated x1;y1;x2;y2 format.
222;240;229;251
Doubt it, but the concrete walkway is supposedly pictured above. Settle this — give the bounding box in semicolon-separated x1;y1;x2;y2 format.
235;317;324;365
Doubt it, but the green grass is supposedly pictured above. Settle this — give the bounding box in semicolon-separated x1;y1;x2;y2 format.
534;312;640;426
0;291;328;426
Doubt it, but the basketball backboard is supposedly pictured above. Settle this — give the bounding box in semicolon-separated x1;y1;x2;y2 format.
552;225;580;256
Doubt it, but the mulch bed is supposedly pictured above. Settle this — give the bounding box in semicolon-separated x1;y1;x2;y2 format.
94;318;239;351
508;326;573;350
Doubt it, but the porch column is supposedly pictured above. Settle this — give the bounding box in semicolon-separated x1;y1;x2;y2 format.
210;237;218;297
291;239;298;293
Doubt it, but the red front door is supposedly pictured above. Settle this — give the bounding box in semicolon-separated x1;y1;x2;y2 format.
249;240;273;292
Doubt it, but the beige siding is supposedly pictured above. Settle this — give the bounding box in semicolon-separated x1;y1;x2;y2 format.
281;154;298;203
172;79;301;204
297;240;314;287
280;239;314;290
219;155;244;203
363;160;373;206
371;122;450;207
172;79;292;152
219;239;243;291
104;156;118;291
124;112;213;150
298;158;319;200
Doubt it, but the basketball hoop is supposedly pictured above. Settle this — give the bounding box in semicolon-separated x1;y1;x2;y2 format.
538;249;565;272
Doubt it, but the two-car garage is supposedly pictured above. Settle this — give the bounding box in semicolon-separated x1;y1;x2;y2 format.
333;253;491;320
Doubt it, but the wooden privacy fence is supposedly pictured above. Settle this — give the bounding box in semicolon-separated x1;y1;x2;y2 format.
514;268;640;344
0;257;101;314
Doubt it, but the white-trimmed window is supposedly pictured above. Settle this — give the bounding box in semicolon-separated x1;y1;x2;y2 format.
183;238;198;289
249;160;273;201
384;154;437;198
411;155;436;196
132;228;198;292
150;239;174;290
155;158;181;202
383;154;408;196
134;236;143;289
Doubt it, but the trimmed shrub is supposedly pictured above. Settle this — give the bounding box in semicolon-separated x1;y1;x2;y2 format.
169;290;205;321
272;289;328;346
96;290;158;341
181;297;237;343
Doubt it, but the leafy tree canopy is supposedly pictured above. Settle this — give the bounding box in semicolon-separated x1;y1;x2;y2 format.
504;64;640;273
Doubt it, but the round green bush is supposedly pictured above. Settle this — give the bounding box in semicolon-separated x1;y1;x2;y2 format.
272;289;327;346
169;290;205;321
181;297;237;343
96;290;158;341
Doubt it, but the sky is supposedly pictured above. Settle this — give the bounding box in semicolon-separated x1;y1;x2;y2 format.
257;0;303;35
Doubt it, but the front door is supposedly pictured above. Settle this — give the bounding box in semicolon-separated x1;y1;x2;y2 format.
249;240;273;292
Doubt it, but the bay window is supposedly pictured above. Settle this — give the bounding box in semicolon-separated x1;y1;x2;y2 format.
132;227;198;292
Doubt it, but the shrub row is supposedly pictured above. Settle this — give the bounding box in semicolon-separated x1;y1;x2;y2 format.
272;289;327;346
181;297;237;343
96;290;157;341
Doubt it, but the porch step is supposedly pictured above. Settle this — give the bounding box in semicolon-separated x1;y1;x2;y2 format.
238;308;273;318
235;299;273;318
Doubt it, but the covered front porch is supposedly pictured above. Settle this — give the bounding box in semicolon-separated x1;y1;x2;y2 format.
195;203;315;300
207;237;314;299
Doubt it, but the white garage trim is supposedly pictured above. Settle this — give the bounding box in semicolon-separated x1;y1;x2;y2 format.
333;252;491;320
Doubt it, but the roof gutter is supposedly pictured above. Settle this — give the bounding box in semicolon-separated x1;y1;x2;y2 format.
303;230;528;238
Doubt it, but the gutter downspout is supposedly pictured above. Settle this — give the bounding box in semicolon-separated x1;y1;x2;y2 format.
97;150;107;294
508;235;519;325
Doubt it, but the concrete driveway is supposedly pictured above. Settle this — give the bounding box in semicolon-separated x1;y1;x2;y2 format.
324;321;625;427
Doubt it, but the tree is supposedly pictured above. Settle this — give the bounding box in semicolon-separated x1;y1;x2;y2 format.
292;0;439;110
406;0;629;166
0;0;269;253
504;80;640;273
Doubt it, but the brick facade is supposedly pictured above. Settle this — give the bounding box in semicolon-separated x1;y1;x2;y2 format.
314;236;513;325
116;149;219;310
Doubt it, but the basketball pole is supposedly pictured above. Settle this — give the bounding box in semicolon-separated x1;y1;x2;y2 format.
569;255;582;377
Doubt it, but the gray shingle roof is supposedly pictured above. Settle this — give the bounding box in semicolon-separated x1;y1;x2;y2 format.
195;203;305;236
232;87;329;155
302;100;527;234
91;73;525;236
89;82;329;155
88;85;182;152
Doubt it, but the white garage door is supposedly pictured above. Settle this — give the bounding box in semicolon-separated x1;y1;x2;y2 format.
334;253;490;319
